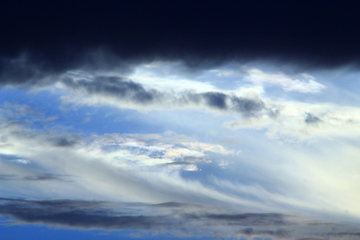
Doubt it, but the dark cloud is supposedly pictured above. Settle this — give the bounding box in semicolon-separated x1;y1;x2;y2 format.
0;174;17;180
23;174;69;181
297;238;327;240
1;1;360;86
49;136;78;147
240;227;290;238
326;232;360;238
153;202;187;208
0;202;165;230
0;199;292;236
0;174;71;182
231;97;265;117
1;199;290;229
1;198;359;239
200;213;288;226
62;76;266;116
62;76;157;104
0;199;183;231
305;113;321;125
202;92;228;110
0;56;48;87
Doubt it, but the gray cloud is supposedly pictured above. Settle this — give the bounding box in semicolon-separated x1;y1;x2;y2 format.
0;51;134;87
199;213;288;226
1;198;359;239
62;76;157;104
240;227;290;238
0;56;51;87
152;202;188;208
297;238;327;240
62;76;266;117
1;199;287;230
0;174;71;182
231;97;266;117
202;92;228;110
326;232;360;238
305;113;321;125
49;136;79;147
23;174;71;181
0;198;185;231
0;174;17;181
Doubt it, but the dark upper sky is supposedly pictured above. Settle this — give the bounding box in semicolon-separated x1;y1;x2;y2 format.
1;0;360;83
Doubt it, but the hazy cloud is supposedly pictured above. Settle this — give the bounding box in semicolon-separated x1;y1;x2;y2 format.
240;227;290;238
305;113;321;125
231;97;265;117
0;174;71;182
243;69;325;93
195;213;288;226
49;136;79;147
0;174;17;181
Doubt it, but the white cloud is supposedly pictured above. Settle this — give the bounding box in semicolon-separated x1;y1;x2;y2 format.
1;116;263;208
214;68;325;93
225;99;360;142
243;69;325;93
2;62;360;225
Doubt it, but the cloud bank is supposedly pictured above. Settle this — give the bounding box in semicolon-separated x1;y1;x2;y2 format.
1;1;360;87
1;198;360;240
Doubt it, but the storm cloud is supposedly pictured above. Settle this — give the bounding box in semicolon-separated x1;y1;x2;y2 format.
1;1;360;87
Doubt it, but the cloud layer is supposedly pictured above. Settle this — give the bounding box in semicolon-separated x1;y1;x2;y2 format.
1;1;360;87
1;198;360;240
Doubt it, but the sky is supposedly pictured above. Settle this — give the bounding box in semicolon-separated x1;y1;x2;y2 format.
1;1;360;240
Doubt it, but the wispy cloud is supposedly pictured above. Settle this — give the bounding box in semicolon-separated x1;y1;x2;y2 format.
60;74;267;118
243;69;325;93
215;68;325;93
